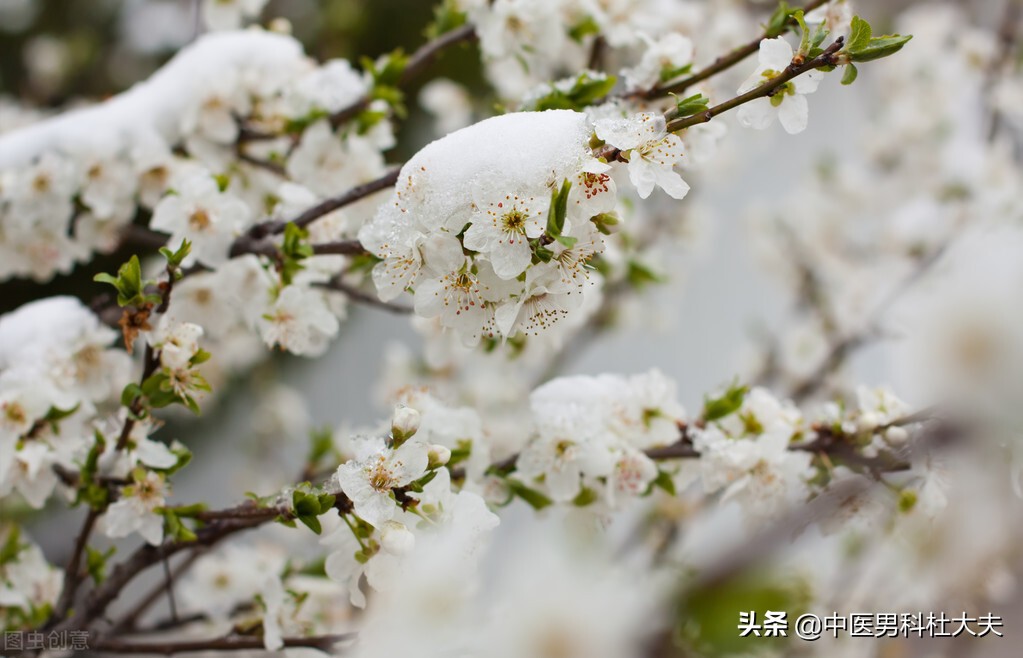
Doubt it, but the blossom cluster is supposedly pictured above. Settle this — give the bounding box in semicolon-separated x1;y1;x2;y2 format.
359;109;689;346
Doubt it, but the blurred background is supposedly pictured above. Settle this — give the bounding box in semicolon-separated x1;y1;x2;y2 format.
3;1;1021;656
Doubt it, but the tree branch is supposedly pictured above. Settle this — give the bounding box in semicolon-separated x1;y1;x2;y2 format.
634;0;829;100
50;508;100;622
326;23;479;128
317;277;413;315
665;37;845;133
92;633;355;655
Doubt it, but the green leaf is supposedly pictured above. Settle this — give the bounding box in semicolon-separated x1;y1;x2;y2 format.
592;212;620;235
298;514;323;534
703;381;749;422
0;526;24;565
659;63;693;83
121;383;143;408
672;93;710;118
307;426;336;467
554;234;578;249
841;63;859;85
568;15;600;42
848;34;913;62
846;15;872;53
764;1;795;37
845;15;912;62
284;108;329;134
293;490;321;517
162;510;197;542
94;255;147;307
572;486;598;507
448;439;473;468
525;72;616;112
159;239;192;268
545;179;572;239
793;10;810;55
626;260;665;289
279;222;313;286
652;469;677;496
425;0;468;39
86;546;116;583
508;480;553;510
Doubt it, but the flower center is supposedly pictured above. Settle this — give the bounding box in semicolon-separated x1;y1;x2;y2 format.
32;173;51;193
4;402;26;426
189;208;212;231
501;208;528;233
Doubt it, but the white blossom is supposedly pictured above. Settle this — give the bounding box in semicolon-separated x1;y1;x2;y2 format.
104;471;169;546
737;37;823;135
150;173;251;267
336;437;429;528
594;113;690;199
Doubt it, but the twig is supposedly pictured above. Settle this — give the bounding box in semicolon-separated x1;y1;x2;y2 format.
92;633;355;655
52;501;294;636
666;37;845;133
239;24;478;140
50;508;100;622
317;277;412;314
987;0;1022;141
786;245;946;402
633;0;829;100
110;550;204;634
234;167;400;253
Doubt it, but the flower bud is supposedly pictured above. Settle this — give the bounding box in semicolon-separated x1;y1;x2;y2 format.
269;17;293;34
390;405;421;446
379;520;415;556
858;411;880;431
428;444;451;469
884;426;909;445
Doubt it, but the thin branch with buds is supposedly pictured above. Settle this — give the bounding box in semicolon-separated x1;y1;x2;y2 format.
666;37;845;133
635;0;830;101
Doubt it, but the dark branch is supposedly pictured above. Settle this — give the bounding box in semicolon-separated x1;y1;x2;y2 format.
636;0;829;100
666;37;845;133
92;633;355;655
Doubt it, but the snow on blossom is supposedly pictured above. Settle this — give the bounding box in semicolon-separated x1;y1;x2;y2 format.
736;37;823;135
336;437;430;528
284;59;367;118
517;370;686;503
359;110;613;345
0;30;309;282
594;112;690;199
201;0;268;32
